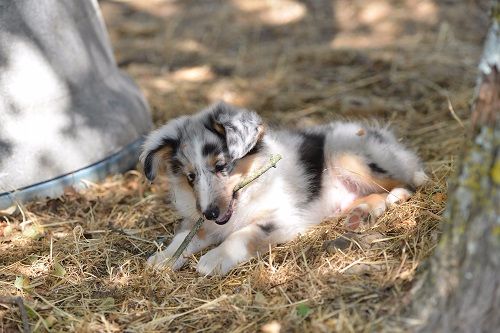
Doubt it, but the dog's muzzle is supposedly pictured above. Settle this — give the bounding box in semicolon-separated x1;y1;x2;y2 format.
214;195;237;225
203;205;220;220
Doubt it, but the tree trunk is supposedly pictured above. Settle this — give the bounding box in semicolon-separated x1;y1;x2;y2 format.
410;4;500;333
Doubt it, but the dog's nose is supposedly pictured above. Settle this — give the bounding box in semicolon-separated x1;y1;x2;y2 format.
203;205;220;220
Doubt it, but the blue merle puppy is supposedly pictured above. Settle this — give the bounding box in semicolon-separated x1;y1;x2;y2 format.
141;102;427;275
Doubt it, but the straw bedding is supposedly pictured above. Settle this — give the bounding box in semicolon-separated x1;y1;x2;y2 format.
0;0;490;331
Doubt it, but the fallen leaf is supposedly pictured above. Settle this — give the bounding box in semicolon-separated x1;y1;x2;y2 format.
52;261;67;278
14;276;31;291
296;303;311;317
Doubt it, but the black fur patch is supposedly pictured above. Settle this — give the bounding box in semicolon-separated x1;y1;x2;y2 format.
169;157;183;175
202;142;222;156
143;153;156;181
258;222;275;235
144;137;179;181
406;184;417;192
246;138;264;156
368;162;387;174
367;129;386;143
298;132;325;201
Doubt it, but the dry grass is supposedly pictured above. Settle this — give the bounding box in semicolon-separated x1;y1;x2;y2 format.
0;0;490;332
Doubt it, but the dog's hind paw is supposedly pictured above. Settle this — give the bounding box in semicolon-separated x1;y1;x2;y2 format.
344;202;385;231
345;204;372;230
343;193;389;231
386;188;413;207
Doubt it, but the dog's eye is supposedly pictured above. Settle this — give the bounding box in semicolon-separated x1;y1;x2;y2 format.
187;172;196;184
215;163;227;173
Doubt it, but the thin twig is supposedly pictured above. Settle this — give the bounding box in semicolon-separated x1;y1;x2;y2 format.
232;154;282;192
165;154;282;268
447;96;465;129
107;223;156;244
0;296;30;333
165;216;205;267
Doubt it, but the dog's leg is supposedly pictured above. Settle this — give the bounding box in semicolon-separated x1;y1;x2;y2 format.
196;223;277;276
343;187;414;230
343;193;387;230
147;225;215;270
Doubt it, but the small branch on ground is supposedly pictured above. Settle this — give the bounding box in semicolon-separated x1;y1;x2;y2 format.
0;296;30;333
165;216;205;267
165;154;282;268
232;154;282;192
107;222;156;244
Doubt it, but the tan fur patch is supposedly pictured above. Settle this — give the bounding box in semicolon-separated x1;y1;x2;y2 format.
217;155;260;209
154;144;195;176
346;193;388;212
246;238;257;254
246;227;270;255
226;154;260;193
148;147;174;175
369;176;404;192
197;227;206;240
356;128;366;136
333;153;405;192
234;154;259;176
244;209;277;255
212;121;226;136
335;153;370;178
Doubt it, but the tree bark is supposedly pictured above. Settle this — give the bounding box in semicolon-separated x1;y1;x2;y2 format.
410;4;500;333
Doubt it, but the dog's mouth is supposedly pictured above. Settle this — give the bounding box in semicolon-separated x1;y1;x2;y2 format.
214;195;237;225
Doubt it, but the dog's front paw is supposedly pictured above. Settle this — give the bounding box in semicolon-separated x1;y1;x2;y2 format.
147;250;186;270
197;247;236;276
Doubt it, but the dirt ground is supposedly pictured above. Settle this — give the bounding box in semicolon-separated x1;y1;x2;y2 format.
0;0;491;332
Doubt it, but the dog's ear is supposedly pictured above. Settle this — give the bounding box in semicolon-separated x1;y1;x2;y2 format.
209;102;264;160
140;122;181;181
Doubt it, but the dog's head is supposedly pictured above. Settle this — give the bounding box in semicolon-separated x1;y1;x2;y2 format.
140;102;265;224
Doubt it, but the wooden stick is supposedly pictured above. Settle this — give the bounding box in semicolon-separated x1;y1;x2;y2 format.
0;296;30;333
232;154;282;192
165;154;282;268
106;222;156;244
164;216;205;267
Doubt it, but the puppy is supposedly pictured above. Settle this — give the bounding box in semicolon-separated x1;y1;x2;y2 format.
141;102;427;275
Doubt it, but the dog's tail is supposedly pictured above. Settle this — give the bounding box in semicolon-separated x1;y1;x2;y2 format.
325;122;428;192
